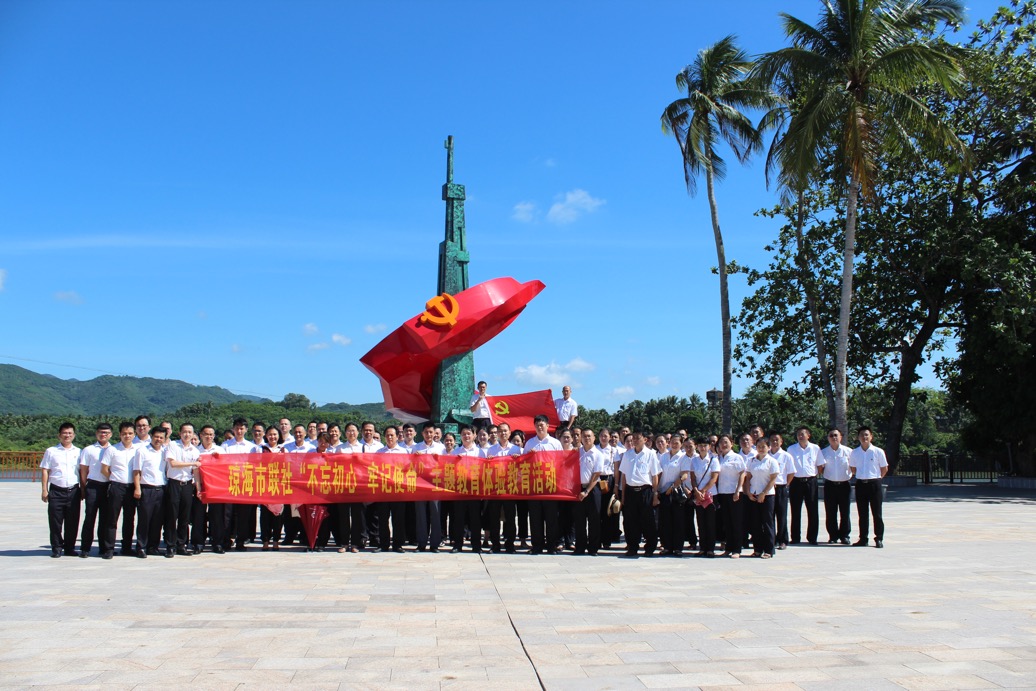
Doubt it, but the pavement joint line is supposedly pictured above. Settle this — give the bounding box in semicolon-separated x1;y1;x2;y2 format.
478;550;547;691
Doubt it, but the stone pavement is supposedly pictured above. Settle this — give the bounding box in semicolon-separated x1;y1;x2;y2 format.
2;483;1035;690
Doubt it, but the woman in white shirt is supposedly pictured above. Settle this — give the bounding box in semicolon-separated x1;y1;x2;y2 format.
744;443;779;558
714;435;747;559
259;426;285;551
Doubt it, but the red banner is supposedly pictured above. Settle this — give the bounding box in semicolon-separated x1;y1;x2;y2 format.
485;389;559;435
197;450;579;505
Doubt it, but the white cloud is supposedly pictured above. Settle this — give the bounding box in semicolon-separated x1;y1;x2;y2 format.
364;324;386;334
230;344;242;353
511;201;537;223
0;268;6;290
544;158;557;168
646;376;661;386
196;310;208;320
332;333;351;346
547;189;605;224
513;358;596;388
307;342;330;352
303;323;319;335
54;290;83;305
611;386;635;397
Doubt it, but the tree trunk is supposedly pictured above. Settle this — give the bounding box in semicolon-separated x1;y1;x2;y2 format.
792;191;837;427
705;164;733;436
835;173;860;436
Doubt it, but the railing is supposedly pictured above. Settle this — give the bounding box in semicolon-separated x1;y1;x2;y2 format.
0;451;44;481
896;451;1002;484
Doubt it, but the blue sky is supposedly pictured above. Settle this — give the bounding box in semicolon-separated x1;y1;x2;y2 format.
0;0;998;412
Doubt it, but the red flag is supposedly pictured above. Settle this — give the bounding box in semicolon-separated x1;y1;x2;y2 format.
485;389;560;436
360;277;545;421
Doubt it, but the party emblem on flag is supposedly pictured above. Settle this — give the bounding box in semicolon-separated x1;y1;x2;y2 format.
494;400;510;416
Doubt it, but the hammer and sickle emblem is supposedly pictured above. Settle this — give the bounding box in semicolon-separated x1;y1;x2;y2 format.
419;292;460;328
494;401;510;416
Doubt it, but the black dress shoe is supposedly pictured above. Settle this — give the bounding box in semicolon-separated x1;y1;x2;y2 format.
120;548;134;557
136;549;147;559
853;539;868;546
176;547;191;556
146;548;160;556
164;549;174;558
214;545;225;554
392;547;405;553
875;540;884;548
79;551;89;558
450;547;462;553
102;551;114;560
839;538;851;545
193;544;204;553
51;550;61;558
235;544;247;552
65;549;80;557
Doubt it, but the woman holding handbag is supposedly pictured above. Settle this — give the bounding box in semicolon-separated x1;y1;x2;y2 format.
691;437;720;558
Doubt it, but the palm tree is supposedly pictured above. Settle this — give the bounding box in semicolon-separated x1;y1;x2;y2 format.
661;35;767;435
754;0;966;434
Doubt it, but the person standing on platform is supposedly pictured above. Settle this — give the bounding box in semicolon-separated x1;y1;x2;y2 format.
131;427;168;558
523;415;563;555
850;426;888;548
77;423;113;558
101;422;139;558
819;428;853;545
163;423;201;556
375;426;409;553
486;422;521;553
554;386;578;431
618;430;661;558
596;429;621;550
745;441;779;559
657;434;688;556
788;426;821;545
40;422;82;558
194;425;224;553
221;418;258;551
574;429;605;555
469;381;493;433
714;435;747;559
691;437;720;558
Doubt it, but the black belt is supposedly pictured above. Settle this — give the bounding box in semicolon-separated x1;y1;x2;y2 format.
87;479;110;485
49;483;78;491
170;479;194;485
825;480;849;484
140;484;163;490
600;474;613;479
792;476;816;481
627;485;650;492
857;478;882;483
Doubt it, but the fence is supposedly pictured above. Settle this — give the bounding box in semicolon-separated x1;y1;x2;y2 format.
897;451;1002;484
0;451;44;481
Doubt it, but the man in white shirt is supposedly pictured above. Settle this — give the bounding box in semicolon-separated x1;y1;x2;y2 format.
359;421;384;548
374;426;409;553
284;424;314;453
554;386;578;431
449;425;485;553
850;426;888;548
618;429;661;558
523;415;563;555
486;421;521;553
132;427;169;558
132;415;151;447
222;418;258;551
164;423;202;556
78;422;113;558
412;422;445;552
597;429;622;549
788;426;821;545
819;428;853;544
278;418;293;447
469;380;493;432
574;429;605;555
40;422;82;558
194;425;227;553
102;422;140;558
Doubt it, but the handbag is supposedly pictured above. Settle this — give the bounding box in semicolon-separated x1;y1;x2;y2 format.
673;483;689;506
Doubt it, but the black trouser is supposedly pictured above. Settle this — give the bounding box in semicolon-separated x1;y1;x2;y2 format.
695;500;717;553
364;503;379;546
318;503;363;549
282;506;304;545
47;484;81;554
516;502;529;542
81;479;110;555
789;476;819;544
855;479;884;540
823;480;852;540
558;501;574;548
527;499;558;553
106;481;136;554
164;480;194;550
598;475;620;546
235;504;257;547
683;491;698;550
136;485;165;551
774;484;789;546
450;500;482;551
484;500;503;551
415;501;442;550
622;486;657;555
377;502;406;550
208;504;233;550
573;485;601;554
750;495;776;555
658;492;685;553
716;493;743;554
500;500;518;551
472;417;491;432
260;504;284;544
190;491;207;548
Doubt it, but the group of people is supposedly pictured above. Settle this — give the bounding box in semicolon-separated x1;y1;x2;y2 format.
38;397;889;561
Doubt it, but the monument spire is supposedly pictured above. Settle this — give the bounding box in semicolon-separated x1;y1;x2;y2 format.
432;136;475;426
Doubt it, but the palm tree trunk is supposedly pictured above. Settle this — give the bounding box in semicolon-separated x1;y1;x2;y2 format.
792;190;837;427
705;164;733;435
835;173;860;435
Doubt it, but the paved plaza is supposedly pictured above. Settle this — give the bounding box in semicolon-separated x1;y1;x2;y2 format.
2;483;1035;690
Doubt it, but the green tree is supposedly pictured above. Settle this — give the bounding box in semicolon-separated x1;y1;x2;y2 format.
661;35;766;435
755;0;967;435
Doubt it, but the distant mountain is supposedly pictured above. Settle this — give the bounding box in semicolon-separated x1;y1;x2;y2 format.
0;364;263;416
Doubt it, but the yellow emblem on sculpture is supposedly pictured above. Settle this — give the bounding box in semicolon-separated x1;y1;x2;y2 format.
494;400;510;416
419;292;460;328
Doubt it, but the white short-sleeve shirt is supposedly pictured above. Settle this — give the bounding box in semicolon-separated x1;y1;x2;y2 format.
470;393;493;420
555;397;578;422
40;444;81;488
715;452;747;494
820;445;853;482
771;448;795;485
789;442;821;478
79;442;112;483
850;445;888;480
747;454;780;495
658;450;686;492
131;444;168;486
619;447;661;487
578;446;606;484
524;435;563;453
691;454;720;492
